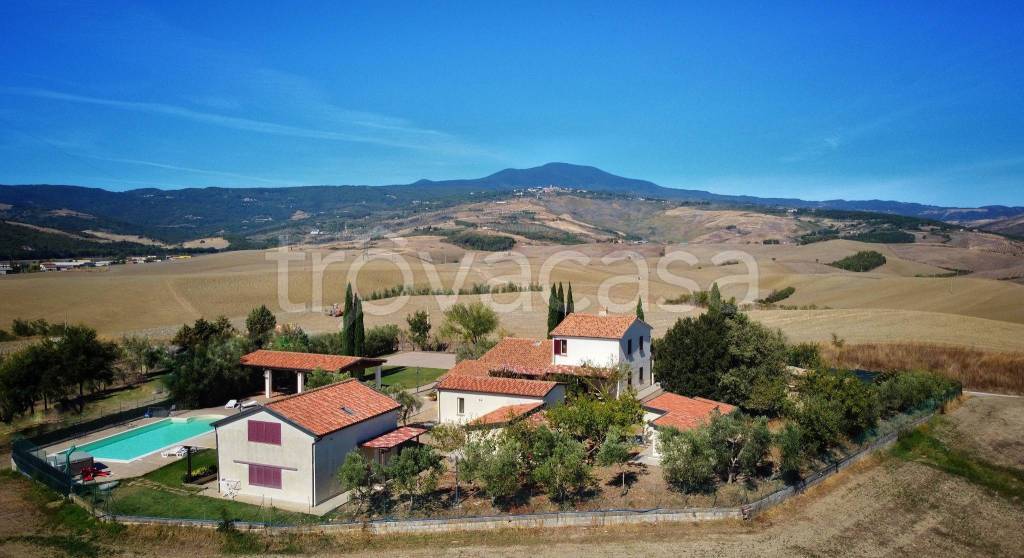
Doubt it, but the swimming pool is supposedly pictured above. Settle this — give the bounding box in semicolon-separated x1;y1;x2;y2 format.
60;416;221;462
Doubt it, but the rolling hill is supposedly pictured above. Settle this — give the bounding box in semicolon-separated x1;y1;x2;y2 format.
1;162;1022;249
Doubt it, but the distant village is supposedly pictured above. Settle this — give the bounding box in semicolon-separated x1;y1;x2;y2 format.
0;254;192;275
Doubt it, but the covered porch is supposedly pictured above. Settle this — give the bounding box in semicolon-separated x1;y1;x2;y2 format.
359;426;427;466
239;349;387;398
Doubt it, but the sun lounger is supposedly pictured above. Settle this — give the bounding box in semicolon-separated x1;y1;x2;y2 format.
240;400;257;409
224;399;238;409
160;446;188;458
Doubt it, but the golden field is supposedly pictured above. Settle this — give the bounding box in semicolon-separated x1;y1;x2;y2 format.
1;236;1023;354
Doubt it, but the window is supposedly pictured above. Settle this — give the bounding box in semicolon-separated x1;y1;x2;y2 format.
639;367;644;384
627;339;633;354
457;397;465;415
553;338;567;356
248;420;281;445
639;336;644;352
248;464;282;489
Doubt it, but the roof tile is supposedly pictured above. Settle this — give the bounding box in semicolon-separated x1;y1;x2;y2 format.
266;378;399;436
240;349;385;373
437;374;557;397
549;313;646;339
645;392;736;431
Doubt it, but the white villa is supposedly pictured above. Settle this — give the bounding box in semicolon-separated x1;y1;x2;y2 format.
212;379;424;507
436;312;657;426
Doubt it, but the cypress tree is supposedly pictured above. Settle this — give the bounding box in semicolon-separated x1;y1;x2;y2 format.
636;297;645;320
565;283;575;316
556;283;566;324
352;296;365;356
341;284;355;354
547;286;560;337
709;283;722;315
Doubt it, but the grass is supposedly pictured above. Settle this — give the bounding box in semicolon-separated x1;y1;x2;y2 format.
374;366;447;389
101;452;317;524
892;422;1024;503
106;483;318;524
143;448;217;487
822;342;1024;395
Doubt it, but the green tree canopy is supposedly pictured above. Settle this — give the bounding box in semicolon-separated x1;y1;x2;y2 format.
245;305;276;348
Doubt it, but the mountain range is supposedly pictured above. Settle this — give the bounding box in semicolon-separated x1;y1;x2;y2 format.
1;162;1022;245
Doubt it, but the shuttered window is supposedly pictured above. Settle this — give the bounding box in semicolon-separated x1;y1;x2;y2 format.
553;339;567;356
248;464;282;488
247;420;281;445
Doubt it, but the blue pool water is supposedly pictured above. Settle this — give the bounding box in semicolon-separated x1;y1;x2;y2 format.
65;416;219;462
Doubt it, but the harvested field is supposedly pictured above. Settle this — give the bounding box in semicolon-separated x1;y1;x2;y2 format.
0;240;1022;355
822;342;1024;394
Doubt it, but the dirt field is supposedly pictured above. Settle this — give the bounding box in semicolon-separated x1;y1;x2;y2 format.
1;238;1023;352
2;395;1022;557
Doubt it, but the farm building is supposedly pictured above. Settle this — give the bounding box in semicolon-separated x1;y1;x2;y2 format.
436;372;564;426
643;392;736;458
212;379;402;507
435;312;657;426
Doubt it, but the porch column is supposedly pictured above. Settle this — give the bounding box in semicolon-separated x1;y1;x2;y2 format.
297;370;305;394
264;369;273;398
374;365;382;389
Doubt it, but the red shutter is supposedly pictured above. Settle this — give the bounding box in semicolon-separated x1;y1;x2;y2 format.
248;420;281;445
552;338;557;355
249;464;282;489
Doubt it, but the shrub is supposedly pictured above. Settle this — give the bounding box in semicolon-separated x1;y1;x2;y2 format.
363;324;400;357
758;286;795;304
792;369;880;454
776;423;804;480
446;231;516;251
875;371;960;417
787;342;823;369
829;250;887;272
659;427;717;493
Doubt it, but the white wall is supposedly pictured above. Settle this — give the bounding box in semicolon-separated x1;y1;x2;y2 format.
552;321;653;391
216;410;315;507
437;386;566;425
312;410;399;504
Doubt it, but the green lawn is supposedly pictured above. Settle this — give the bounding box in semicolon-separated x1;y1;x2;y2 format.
102;449;317;524
143;448;218;488
105;484;318;524
372;366;446;390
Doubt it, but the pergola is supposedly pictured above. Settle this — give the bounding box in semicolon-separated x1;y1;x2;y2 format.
240;349;387;398
360;426;427;465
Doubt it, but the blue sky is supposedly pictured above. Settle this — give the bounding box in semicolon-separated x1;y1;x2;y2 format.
1;2;1022;206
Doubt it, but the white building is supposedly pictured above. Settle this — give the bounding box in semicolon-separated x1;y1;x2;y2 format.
436;372;565;426
434;312;656;426
549;313;654;392
212;379;406;507
642;392;736;459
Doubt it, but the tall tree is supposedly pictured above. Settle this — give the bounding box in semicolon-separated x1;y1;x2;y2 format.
440;301;499;357
406;310;431;350
352;296;365;356
245;305;276;348
341;284;355;355
55;325;119;413
596;425;632;492
546;286;560;337
636;297;645;320
565;283;575;316
556;283;566;324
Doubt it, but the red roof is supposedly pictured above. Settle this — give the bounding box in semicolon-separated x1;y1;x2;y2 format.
550;313;646;339
240;350;385;372
479;337;552;371
470;402;543;427
360;426;427;449
645;392;736;431
436;374;557;397
445;359;493;377
266;378;399;436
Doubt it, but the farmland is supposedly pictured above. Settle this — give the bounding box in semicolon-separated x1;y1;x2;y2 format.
2;236;1023;354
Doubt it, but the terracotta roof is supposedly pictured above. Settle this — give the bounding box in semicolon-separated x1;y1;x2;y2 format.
265;378;400;436
436;374;557;397
240;350;385;372
444;359;493;377
645;392;736;431
479;337;552;370
470;402;543;427
550;313;646;339
360;426;427;449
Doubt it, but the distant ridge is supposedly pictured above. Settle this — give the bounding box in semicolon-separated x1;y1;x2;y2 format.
1;162;1022;243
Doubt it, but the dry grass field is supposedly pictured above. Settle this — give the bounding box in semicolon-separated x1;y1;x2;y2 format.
1;237;1023;353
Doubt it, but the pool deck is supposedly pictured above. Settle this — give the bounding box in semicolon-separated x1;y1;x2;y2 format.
41;403;254;481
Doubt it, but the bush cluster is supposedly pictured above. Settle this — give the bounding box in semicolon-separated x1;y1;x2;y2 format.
829;250;887;272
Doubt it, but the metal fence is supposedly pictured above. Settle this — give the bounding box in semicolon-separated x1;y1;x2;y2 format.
27;395;172;448
10;437;74;496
